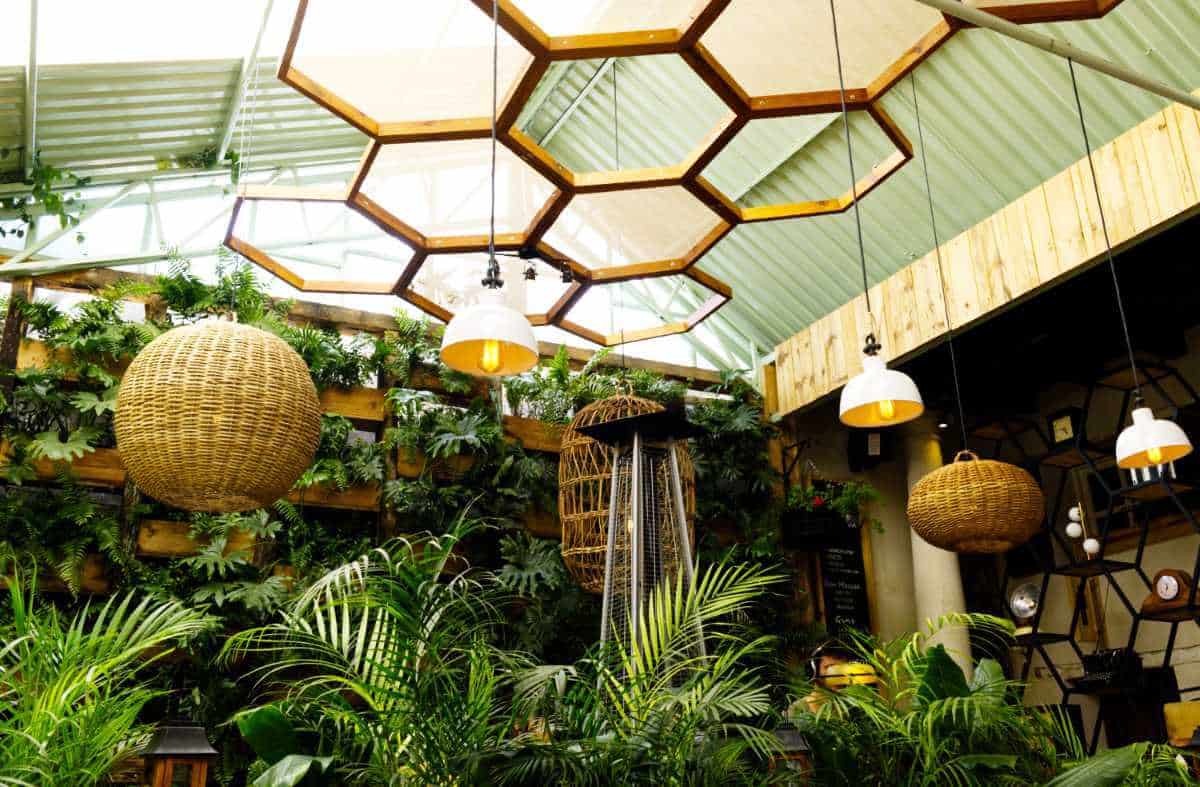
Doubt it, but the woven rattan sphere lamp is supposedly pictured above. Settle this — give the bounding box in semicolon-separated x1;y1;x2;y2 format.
559;394;695;593
115;319;321;512
906;450;1045;554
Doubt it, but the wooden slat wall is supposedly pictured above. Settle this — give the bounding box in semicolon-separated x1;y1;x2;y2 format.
773;98;1200;417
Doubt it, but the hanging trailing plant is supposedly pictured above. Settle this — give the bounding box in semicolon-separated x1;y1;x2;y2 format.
0;150;91;242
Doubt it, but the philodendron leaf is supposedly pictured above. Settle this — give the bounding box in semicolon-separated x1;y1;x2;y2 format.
71;386;118;415
236;705;301;766
30;427;99;461
252;754;334;787
915;644;969;706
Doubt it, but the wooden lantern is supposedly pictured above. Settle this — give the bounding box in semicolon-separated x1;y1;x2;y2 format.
143;724;217;787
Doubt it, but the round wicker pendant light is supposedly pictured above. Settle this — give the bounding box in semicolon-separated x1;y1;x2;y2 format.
115;319;321;512
906;451;1044;554
559;394;695;593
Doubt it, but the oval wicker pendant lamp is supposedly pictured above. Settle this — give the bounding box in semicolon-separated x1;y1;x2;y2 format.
826;0;922;429
439;0;537;378
559;393;695;593
902;71;1044;554
115;318;321;512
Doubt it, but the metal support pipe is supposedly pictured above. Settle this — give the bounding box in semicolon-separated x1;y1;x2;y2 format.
598;446;622;647
216;0;276;164
913;0;1200;112
667;438;706;658
630;431;642;651
22;0;38;175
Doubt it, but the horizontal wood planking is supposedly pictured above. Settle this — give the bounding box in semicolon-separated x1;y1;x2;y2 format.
772;96;1200;417
136;518;257;558
3;554;111;594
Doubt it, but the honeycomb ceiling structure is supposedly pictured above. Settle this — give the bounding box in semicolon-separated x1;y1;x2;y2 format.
226;0;1127;347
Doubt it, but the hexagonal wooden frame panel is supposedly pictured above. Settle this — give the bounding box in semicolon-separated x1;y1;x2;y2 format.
250;0;1127;345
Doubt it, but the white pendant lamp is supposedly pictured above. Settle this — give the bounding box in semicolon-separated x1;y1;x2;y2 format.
441;289;537;377
828;0;922;429
1116;406;1193;470
1066;58;1192;469
839;348;924;428
439;0;536;378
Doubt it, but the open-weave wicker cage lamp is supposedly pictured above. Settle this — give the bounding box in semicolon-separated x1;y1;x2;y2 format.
559;394;694;593
906;450;1045;554
115;320;322;512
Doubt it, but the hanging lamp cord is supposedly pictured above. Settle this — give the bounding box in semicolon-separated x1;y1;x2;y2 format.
613;59;627;367
830;0;876;356
911;72;969;448
1068;58;1141;399
482;0;503;290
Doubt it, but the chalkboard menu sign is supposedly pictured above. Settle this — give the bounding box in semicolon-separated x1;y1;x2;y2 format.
819;524;871;637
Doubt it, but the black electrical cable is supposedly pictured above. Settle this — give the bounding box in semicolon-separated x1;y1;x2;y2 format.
911;72;969;449
483;0;502;290
830;0;873;339
1068;58;1141;399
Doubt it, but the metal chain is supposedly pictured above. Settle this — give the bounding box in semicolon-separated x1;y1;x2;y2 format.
829;0;873;336
1068;58;1141;399
911;72;968;448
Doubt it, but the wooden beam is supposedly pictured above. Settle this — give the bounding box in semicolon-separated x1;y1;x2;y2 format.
772;95;1200;417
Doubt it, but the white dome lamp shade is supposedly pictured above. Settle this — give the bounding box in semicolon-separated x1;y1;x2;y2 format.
440;286;537;378
1116;405;1193;470
839;336;924;428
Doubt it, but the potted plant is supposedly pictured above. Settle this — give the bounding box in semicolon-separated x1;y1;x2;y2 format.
782;479;879;549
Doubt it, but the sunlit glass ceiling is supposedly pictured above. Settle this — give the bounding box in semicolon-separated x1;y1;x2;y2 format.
1;0;1199;373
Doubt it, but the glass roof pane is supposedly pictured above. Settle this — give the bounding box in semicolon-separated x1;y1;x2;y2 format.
409;254;570;317
543;187;723;270
510;0;700;36
563;275;714;337
360;140;556;238
230;198;414;286
702;0;943;96
290;0;533;125
39;0;264;64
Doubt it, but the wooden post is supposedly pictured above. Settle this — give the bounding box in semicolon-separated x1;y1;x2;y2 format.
0;277;34;403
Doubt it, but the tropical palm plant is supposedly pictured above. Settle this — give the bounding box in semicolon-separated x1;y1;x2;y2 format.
501;561;785;787
791;614;1194;786
222;514;515;786
0;570;214;786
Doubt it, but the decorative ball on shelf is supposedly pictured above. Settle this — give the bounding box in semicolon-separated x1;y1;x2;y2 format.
559;394;695;593
115;318;321;512
1065;521;1084;539
906;451;1045;553
1082;537;1101;556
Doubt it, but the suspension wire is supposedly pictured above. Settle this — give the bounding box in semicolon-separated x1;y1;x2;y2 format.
829;0;873;327
612;59;626;368
911;72;968;449
1068;58;1141;399
483;0;502;289
231;25;266;318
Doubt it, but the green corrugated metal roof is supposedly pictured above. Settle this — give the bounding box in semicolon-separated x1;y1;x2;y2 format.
519;0;1200;355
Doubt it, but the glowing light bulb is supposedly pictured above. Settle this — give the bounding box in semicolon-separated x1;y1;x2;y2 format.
478;339;502;374
877;399;896;420
1147;444;1164;464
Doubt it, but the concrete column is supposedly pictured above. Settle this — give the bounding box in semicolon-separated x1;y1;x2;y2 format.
862;460;917;641
905;423;973;675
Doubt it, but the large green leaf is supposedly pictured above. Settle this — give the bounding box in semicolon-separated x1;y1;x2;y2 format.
251;754;334;787
236;705;301;766
915;644;969;705
969;658;1005;693
1043;743;1146;787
